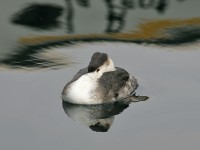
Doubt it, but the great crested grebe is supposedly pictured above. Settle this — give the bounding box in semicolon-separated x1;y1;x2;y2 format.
62;52;138;104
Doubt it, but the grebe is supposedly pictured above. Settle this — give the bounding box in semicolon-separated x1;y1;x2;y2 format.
62;52;138;104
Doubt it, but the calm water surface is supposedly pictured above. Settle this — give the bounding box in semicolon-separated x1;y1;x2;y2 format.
0;0;200;150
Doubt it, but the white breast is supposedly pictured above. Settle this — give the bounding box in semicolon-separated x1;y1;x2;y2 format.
64;73;98;104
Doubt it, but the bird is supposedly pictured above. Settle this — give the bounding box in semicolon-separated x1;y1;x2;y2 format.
62;52;138;105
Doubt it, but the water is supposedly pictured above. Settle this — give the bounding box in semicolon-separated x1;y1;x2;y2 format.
0;0;200;150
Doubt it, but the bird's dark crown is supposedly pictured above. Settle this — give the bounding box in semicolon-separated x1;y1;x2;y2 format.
88;52;108;72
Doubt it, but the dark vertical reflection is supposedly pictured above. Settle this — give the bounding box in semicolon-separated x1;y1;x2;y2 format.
65;0;74;33
156;0;168;14
104;0;128;33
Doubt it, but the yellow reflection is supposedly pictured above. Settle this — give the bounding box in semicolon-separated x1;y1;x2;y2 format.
19;18;200;45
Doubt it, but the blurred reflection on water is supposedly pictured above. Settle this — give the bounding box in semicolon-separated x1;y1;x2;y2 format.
0;43;74;70
11;3;63;30
0;0;199;70
62;94;148;132
10;0;188;33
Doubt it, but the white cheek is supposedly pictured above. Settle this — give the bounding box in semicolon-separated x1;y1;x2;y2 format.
107;58;116;71
97;58;116;75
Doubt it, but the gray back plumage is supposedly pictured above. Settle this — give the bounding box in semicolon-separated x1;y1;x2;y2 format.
98;67;129;93
97;67;138;101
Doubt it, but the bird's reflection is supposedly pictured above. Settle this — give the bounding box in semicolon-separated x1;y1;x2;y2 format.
62;94;148;132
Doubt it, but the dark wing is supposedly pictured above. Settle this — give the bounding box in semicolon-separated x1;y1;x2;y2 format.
98;67;130;98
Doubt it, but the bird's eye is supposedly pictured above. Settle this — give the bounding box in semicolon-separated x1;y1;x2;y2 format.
97;69;100;72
